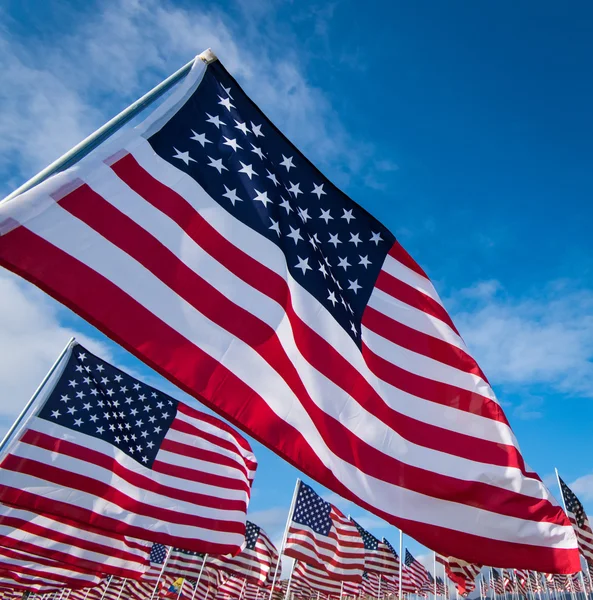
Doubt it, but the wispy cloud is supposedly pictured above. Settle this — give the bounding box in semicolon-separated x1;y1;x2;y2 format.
449;279;593;401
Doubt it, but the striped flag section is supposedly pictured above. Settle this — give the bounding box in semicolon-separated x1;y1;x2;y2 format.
216;576;260;600
0;52;579;573
207;521;278;585
558;476;593;565
285;482;364;581
0;342;257;554
437;556;481;595
404;550;429;592
0;502;150;579
351;522;400;577
491;569;504;594
292;561;358;598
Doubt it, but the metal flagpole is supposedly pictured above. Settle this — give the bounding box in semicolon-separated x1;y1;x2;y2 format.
491;569;498;600
150;546;173;600
378;574;382;600
579;572;588;600
586;565;593;600
239;579;247;600
284;558;297;600
340;581;344;600
1;49;217;205
268;479;301;600
115;580;127;600
0;337;75;456
399;530;403;600
554;468;578;600
99;577;113;600
433;553;438;600
190;555;208;600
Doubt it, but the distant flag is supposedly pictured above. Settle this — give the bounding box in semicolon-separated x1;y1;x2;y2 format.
558;476;593;566
165;547;206;580
436;576;446;596
404;550;430;593
479;578;488;598
207;521;279;585
491;570;504;595
284;482;364;581
163;577;185;598
0;502;151;579
351;521;400;577
502;570;515;593
437;556;481;596
0;49;580;573
360;571;382;598
291;561;358;598
0;342;257;554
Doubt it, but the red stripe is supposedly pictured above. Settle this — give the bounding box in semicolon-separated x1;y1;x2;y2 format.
13;428;247;513
0;227;580;572
363;305;488;382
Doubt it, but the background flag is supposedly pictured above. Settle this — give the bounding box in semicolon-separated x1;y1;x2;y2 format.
558;476;593;565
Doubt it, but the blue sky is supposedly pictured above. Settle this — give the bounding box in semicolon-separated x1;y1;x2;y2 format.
1;0;593;574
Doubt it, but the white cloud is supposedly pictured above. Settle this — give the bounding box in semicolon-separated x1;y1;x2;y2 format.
569;474;593;502
0;272;111;436
450;280;593;401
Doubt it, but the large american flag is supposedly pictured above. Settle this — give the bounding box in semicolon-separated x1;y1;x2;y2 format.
206;521;278;585
0;502;151;579
284;482;364;581
0;342;256;554
0;52;578;572
558;476;593;565
351;521;400;577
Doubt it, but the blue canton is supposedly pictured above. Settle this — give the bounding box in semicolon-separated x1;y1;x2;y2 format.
404;549;417;567
382;538;399;559
148;61;395;347
244;520;260;550
352;519;379;550
291;482;332;535
150;543;168;564
37;343;177;467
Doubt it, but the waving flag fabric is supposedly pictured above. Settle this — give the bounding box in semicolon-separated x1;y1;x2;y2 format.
352;522;400;577
207;521;278;585
292;561;358;598
558;476;593;565
404;550;430;592
491;570;504;595
285;482;364;581
0;342;256;554
0;502;150;579
0;51;578;572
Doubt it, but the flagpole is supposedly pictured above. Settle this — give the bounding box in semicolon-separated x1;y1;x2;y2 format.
190;555;208;600
554;469;578;600
399;530;403;600
150;547;173;600
239;579;247;600
433;553;437;600
378;574;382;600
284;558;296;600
1;48;219;205
115;580;127;600
0;336;75;456
268;479;301;600
99;577;113;600
340;581;344;600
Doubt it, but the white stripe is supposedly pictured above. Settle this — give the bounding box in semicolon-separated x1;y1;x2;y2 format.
16;196;576;548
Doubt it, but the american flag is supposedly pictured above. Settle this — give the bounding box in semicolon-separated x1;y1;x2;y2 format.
0;502;151;579
292;561;358;598
404;550;430;593
558;476;593;565
0;342;256;554
479;578;488;598
216;576;260;600
490;570;504;595
360;571;381;599
502;570;514;593
285;482;364;581
207;521;278;585
0;52;578;573
436;556;481;596
436;577;446;596
351;522;400;577
163;546;206;579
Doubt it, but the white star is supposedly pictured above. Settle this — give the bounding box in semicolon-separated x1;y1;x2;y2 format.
328;233;342;248
114;375;122;383
78;352;86;361
318;261;328;277
327;291;338;306
311;183;327;199
60;394;70;403
83;402;91;410
295;256;312;275
172;148;196;165
359;255;371;268
251;145;265;160
205;113;226;128
251;122;264;137
287;226;303;245
75;365;83;373
51;409;61;419
338;256;351;270
349;232;362;247
348;279;361;294
253;189;272;207
266;170;279;186
218;95;235;111
222;85;233;98
190;131;212;147
319;208;333;224
309;233;321;249
234;120;251;135
154;426;162;434
223;137;242;152
76;391;85;400
279;155;295;171
342;209;355;223
298;207;311;223
269;218;281;237
238;162;258;179
350;322;358;336
96;365;105;372
74;418;83;427
223;185;242;206
68;380;78;388
370;231;383;245
279;196;293;214
207;156;228;174
96;426;105;435
287;181;302;197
